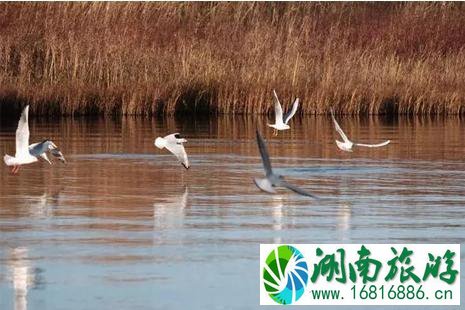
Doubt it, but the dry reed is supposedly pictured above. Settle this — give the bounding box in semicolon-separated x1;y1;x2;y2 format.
0;2;464;116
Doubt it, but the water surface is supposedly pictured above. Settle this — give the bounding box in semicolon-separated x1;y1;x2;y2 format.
0;115;464;309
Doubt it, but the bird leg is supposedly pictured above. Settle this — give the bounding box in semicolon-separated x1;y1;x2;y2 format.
11;165;20;174
273;129;278;136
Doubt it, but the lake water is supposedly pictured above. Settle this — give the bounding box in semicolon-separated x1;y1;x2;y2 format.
0;115;464;309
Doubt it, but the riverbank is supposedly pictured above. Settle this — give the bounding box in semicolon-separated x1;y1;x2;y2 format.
0;3;464;116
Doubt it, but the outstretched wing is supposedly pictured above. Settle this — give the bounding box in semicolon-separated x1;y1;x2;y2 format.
165;144;189;169
15;105;31;158
281;180;318;199
330;108;350;143
354;140;391;148
283;98;299;124
164;133;189;169
272;90;284;124
256;130;273;177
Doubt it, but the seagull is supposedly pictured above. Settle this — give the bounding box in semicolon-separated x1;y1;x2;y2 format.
330;108;390;152
3;105;39;174
29;140;66;164
154;133;189;169
267;90;299;136
253;130;317;198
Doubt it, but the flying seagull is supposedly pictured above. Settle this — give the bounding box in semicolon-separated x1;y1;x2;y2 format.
3;106;39;174
267;90;299;136
29;140;66;164
154;133;189;169
330;108;390;152
253;130;317;198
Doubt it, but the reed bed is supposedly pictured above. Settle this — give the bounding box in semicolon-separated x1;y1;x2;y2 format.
0;2;464;116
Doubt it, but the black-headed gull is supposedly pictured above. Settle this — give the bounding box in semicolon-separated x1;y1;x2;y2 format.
154;133;189;169
267;90;299;136
29;140;66;164
253;130;317;198
330;108;390;152
3;106;38;174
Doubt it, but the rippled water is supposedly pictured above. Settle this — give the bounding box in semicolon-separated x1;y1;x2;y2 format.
0;115;464;309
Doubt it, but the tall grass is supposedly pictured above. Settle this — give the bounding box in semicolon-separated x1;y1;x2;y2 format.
0;2;464;116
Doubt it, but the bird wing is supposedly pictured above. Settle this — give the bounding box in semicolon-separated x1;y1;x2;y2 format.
283;98;299;124
15;105;31;158
330;108;350;143
255;130;273;177
164;133;179;142
164;133;187;143
272;90;284;124
354;140;391;148
280;180;318;199
29;141;46;157
164;138;189;169
29;142;51;164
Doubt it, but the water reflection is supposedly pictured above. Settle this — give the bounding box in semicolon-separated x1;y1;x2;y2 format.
337;204;352;241
7;248;43;310
25;189;62;219
270;196;284;244
153;187;189;231
0;115;463;310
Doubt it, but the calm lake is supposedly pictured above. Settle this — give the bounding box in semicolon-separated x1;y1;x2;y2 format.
0;115;464;309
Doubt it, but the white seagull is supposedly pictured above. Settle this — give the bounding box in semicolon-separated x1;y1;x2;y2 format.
3;106;38;174
253;130;317;198
154;133;189;169
29;140;66;164
267;90;299;136
330;108;390;152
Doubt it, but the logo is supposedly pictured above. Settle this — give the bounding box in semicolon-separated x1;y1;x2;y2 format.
262;245;309;305
261;244;460;306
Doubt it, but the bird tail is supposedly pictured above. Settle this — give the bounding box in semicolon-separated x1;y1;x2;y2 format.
3;154;17;166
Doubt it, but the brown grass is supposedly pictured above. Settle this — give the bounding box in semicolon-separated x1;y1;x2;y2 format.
0;2;464;116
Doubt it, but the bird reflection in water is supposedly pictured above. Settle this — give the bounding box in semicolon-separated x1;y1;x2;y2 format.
271;195;284;244
25;188;62;219
337;204;352;241
153;187;189;233
7;247;44;310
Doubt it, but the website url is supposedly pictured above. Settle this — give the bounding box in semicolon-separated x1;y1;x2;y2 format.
311;289;341;300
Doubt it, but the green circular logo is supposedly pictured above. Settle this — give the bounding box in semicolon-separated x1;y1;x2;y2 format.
263;245;309;305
